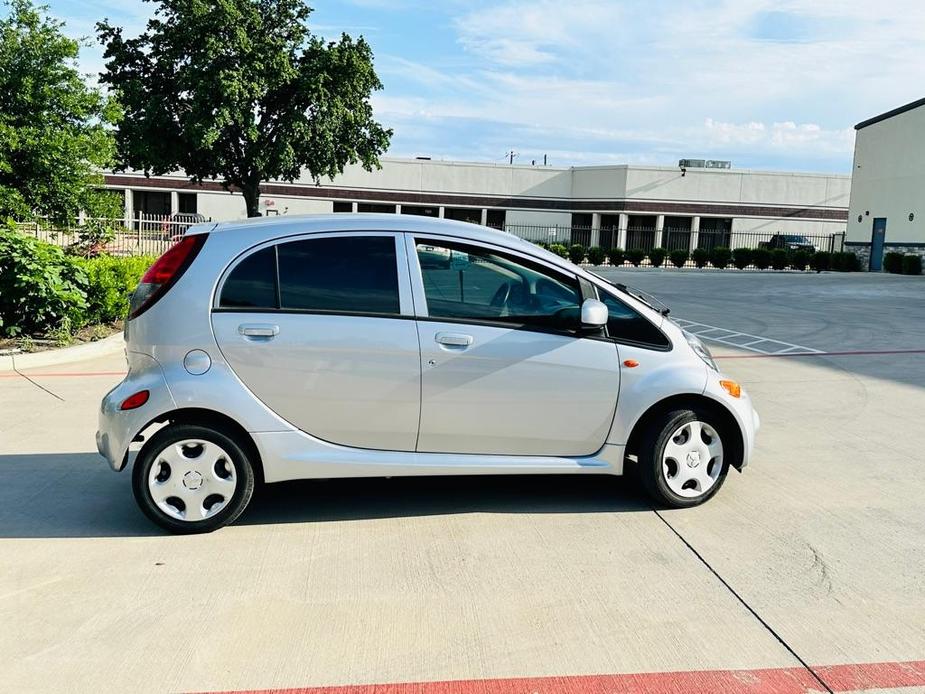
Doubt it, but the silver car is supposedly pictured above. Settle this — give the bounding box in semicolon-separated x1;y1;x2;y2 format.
97;215;760;533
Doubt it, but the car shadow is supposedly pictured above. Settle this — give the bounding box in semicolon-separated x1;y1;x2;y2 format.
0;452;649;538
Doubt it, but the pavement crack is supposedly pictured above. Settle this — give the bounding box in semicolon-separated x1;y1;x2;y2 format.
653;509;834;694
10;355;65;402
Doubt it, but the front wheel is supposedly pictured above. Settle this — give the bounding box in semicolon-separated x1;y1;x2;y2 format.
132;424;255;534
637;409;729;508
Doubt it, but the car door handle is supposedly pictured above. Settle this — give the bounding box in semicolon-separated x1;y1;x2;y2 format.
238;324;279;338
435;332;473;347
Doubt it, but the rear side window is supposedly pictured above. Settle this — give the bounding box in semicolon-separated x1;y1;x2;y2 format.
277;236;400;315
599;288;671;349
220;246;278;309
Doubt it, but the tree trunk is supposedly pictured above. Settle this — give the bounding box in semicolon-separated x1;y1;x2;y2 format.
241;181;262;218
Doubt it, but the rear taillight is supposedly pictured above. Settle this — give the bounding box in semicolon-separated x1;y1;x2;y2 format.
129;234;208;320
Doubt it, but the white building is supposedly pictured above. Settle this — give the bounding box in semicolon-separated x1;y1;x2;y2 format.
105;158;850;252
847;97;925;270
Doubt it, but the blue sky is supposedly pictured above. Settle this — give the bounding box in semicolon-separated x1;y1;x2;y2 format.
28;0;925;172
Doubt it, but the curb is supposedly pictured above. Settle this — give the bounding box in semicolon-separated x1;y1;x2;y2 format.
0;332;125;373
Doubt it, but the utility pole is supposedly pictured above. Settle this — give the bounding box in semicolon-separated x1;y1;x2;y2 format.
507;150;517;165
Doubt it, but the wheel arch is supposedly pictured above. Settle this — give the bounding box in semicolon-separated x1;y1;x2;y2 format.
625;394;745;471
137;407;265;484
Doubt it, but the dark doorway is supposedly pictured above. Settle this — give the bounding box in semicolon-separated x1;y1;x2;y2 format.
444;207;482;224
486;209;506;229
401;205;439;217
870;218;887;272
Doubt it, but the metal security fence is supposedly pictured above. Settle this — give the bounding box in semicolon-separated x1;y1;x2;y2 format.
14;213;211;257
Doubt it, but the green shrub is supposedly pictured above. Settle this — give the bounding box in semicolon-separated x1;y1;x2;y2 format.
902;254;923;275
568;244;586;264
752;248;772;270
0;228;88;336
668;249;689;268
607;247;625;266
884;252;904;274
549;243;569;259
829;252;861;272
810;251;831;272
709;246;731;269
790;249;811;271
586;246;606;266
626;248;646;267
771;249;789;270
731;248;753;270
648;247;667;268
844;252;861;272
691;248;709;268
78;254;156;324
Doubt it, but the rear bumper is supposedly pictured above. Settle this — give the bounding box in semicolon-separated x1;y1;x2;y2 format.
96;352;176;471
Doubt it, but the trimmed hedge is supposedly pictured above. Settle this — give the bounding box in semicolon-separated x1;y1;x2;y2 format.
668;249;689;268
751;248;771;270
902;254;923;275
691;248;709;268
568;244;586;264
587;246;606;266
732;248;753;270
771;249;789;270
626;248;646;267
607;247;625;266
790;249;811;271
884;252;904;274
810;251;831;272
0;228;154;337
648;247;667;268
549;243;569;259
710;246;731;269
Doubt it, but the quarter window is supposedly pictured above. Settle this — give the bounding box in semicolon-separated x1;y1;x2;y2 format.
599;288;671;349
219;246;278;309
277;236;400;315
416;239;582;332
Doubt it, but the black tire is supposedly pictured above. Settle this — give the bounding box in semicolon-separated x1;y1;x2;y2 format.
637;408;730;509
132;423;255;534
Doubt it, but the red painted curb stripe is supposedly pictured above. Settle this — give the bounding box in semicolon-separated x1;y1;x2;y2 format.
193;659;925;694
715;348;925;360
0;370;127;379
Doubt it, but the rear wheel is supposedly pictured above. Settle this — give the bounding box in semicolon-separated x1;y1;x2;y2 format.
132;424;255;534
637;409;729;508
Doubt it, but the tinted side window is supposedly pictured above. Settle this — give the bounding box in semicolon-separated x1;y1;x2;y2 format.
277;236;400;315
416;239;581;331
600;289;671;349
220;246;278;309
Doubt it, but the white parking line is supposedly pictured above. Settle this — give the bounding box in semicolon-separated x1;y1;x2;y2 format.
673;318;823;356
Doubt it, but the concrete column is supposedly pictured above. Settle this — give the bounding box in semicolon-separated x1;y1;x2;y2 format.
590;213;602;247
395;204;403;215
480;208;488;226
655;214;665;248
351;202;358;213
617;213;629;249
123;188;133;227
170;190;180;216
690;216;701;252
438;206;445;218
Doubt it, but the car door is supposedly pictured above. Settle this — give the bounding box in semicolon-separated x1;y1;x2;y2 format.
211;232;421;452
410;235;621;457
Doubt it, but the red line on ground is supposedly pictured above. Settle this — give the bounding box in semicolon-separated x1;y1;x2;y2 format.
715;348;925;360
0;370;127;379
194;659;925;694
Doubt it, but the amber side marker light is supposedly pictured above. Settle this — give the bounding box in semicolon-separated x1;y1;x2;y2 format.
720;380;741;398
120;390;150;410
623;359;640;368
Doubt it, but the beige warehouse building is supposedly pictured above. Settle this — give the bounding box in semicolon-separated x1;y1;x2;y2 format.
847;97;925;270
104;158;850;253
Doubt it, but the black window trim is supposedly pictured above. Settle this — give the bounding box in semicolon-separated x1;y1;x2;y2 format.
213;232;410;317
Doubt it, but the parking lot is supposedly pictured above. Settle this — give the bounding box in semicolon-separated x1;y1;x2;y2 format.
1;270;924;694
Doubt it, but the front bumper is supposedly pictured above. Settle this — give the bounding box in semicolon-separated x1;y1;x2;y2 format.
704;374;760;468
97;352;176;471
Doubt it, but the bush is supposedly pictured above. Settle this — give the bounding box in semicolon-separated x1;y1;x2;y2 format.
586;246;606;266
607;247;625;266
771;249;789;270
709;246;731;269
0;228;88;336
568;244;586;264
884;252;904;274
732;247;753;270
829;252;861;272
549;243;569;259
790;249;812;271
810;251;831;272
691;248;709;268
902;254;923;275
752;248;772;270
648;247;667;268
0;227;154;337
626;248;646;267
668;249;689;268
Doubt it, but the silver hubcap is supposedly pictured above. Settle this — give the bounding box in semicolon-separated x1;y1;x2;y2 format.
662;421;724;498
147;439;237;522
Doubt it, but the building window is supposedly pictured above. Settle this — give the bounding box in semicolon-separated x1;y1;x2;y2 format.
486;209;506;229
663;216;692;251
444;207;482;224
357;202;395;213
626;215;657;252
571;213;593;247
178;192;197;214
333;201;353;213
599;214;620;250
401;205;439;217
698;218;732;250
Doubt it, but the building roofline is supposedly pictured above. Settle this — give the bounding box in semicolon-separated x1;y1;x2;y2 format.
855;96;925;130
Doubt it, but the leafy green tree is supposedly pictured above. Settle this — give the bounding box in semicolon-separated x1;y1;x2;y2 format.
97;0;392;217
0;0;120;224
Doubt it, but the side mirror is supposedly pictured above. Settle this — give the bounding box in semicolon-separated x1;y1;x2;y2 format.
580;298;608;330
